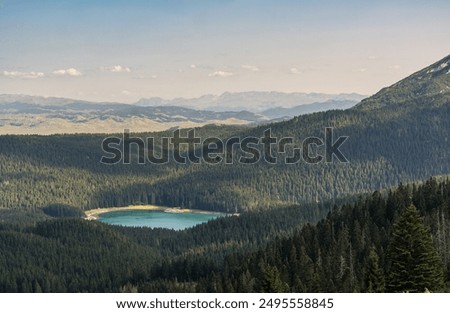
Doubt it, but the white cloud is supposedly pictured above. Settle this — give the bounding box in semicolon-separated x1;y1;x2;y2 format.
151;75;157;79
101;65;131;73
290;67;301;74
111;65;131;73
190;64;197;69
388;65;401;70
53;68;82;77
2;70;45;79
208;71;233;77
121;90;132;96
241;64;260;72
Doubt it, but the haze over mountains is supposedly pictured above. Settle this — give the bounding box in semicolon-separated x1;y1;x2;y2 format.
136;92;364;112
0;92;364;135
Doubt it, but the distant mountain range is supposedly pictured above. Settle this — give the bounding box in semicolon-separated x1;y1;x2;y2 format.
135;91;364;112
0;92;364;134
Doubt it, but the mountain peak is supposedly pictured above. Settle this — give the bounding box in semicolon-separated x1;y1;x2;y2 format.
355;54;450;111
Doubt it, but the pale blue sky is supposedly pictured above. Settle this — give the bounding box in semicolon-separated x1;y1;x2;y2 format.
0;0;449;102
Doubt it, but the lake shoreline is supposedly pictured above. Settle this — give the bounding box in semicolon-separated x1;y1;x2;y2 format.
84;205;227;221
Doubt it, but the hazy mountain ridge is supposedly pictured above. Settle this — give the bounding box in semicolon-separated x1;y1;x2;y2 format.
136;91;365;112
0;92;363;134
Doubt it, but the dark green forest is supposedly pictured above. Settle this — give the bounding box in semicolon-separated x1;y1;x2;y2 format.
0;55;449;292
188;178;450;293
0;177;449;292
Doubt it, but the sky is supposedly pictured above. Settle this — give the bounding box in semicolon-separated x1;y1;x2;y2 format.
0;0;449;103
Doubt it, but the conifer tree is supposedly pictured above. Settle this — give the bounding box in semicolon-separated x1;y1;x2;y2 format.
366;246;385;292
260;265;289;292
387;205;444;292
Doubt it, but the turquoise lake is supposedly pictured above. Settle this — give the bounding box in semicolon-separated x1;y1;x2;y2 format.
98;210;226;230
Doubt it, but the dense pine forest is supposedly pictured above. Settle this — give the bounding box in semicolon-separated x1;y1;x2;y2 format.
190;178;449;292
0;177;449;292
0;55;449;293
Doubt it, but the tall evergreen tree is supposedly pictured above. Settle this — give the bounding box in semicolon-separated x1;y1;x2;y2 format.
366;246;385;292
260;265;289;293
387;205;444;292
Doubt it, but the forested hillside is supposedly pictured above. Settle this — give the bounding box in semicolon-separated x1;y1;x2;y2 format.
0;55;449;217
0;177;448;292
187;177;450;293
